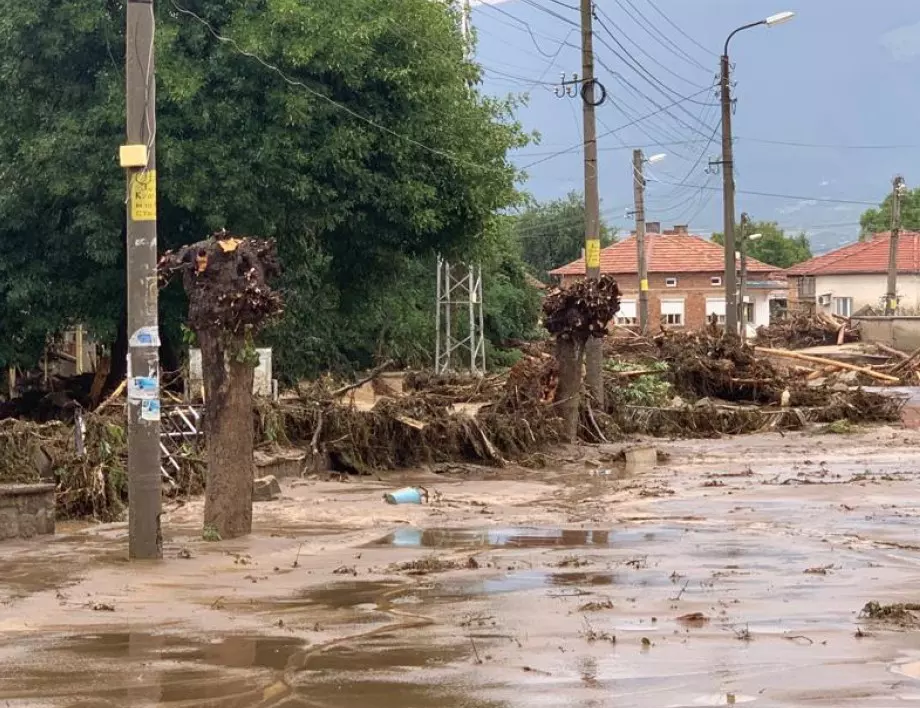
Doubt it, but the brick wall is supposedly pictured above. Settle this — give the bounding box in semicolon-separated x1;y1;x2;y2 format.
560;272;726;329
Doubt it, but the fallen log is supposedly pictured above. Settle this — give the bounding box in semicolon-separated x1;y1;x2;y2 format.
875;343;909;361
754;347;900;383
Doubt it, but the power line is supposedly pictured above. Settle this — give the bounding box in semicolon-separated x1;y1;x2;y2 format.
654;179;879;206
519;85;718;169
475;2;580;57
593;12;716;108
613;0;712;72
170;1;510;175
737;136;920;150
518;0;580;27
641;0;718;59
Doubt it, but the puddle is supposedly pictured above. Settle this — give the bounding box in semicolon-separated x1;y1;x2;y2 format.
60;632;306;672
893;660;920;679
294;580;407;609
373;526;683;549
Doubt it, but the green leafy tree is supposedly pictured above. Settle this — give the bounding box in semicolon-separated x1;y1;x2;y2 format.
711;221;811;269
860;187;920;238
0;0;528;377
513;193;616;281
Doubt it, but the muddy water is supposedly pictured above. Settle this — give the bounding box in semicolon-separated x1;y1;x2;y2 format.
4;431;920;706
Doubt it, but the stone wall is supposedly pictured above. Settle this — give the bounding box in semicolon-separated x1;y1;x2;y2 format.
0;484;55;541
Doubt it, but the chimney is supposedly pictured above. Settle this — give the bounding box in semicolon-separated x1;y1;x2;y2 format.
673;224;688;234
646;221;661;234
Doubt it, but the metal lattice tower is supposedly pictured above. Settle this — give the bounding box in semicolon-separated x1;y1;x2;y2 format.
435;258;486;374
434;0;485;375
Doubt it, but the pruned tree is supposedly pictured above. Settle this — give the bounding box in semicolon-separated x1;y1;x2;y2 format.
541;276;620;440
159;230;282;539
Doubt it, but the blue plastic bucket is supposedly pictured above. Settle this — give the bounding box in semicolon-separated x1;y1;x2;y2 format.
383;486;429;505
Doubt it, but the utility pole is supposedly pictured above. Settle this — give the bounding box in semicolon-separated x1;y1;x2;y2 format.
581;0;604;405
123;0;162;559
719;53;738;335
632;149;649;333
738;212;748;331
886;175;906;316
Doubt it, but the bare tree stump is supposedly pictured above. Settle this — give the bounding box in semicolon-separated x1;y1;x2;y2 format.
159;230;282;540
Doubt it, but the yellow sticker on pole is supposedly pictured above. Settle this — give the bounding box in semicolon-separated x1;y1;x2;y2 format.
130;170;157;222
585;239;601;270
640;278;649;291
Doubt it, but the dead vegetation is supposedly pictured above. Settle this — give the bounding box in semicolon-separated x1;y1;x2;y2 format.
757;312;859;349
859;601;920;625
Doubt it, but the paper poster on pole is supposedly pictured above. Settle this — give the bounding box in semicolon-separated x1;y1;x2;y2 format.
141;399;161;422
129;326;161;348
130;170;157;222
128;376;158;401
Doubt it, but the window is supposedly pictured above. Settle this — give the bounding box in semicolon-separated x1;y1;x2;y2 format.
798;276;816;298
616;299;638;325
833;296;853;317
665;277;678;288
710;276;722;287
705;297;726;325
660;299;684;327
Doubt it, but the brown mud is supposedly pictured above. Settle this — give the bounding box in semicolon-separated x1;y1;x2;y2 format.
3;427;920;706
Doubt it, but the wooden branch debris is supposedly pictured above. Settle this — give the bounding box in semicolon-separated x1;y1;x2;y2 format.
756;348;900;383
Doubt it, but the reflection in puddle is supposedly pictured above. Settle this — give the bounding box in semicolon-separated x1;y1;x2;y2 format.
373;526;682;549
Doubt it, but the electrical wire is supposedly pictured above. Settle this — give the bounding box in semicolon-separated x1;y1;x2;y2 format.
518;0;580;27
653;179;879;206
592;4;711;89
475;2;580;57
613;0;712;72
593;12;716;110
641;0;718;59
170;1;512;175
518;84;718;169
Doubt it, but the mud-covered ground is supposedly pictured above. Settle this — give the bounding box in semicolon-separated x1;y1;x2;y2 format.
3;426;920;707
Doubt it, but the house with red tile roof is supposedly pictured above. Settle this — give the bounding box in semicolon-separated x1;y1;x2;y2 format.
549;224;787;331
785;232;920;316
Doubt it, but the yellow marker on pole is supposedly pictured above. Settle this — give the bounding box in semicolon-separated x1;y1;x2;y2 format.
586;239;601;270
130;170;157;222
640;278;649;291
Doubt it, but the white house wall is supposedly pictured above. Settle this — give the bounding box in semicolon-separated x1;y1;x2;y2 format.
814;274;920;313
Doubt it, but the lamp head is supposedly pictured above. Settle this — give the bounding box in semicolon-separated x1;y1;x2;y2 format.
765;11;795;26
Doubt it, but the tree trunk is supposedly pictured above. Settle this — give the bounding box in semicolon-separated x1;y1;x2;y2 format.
584;337;605;408
555;337;585;442
200;331;255;539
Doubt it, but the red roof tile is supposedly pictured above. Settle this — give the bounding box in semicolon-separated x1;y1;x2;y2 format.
784;232;920;276
549;233;774;277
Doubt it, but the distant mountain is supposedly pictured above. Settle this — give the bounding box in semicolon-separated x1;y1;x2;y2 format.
473;0;920;254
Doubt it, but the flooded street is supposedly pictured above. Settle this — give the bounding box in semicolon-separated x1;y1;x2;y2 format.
3;427;920;706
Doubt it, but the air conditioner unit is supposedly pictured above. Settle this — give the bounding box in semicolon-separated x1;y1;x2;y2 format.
817;293;832;306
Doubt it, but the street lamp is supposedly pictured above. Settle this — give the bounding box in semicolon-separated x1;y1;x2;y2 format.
632;151;667;332
720;11;795;335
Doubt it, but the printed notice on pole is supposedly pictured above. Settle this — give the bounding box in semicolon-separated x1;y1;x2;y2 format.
130;170;157;222
128;376;158;401
585;239;601;270
141;399;161;422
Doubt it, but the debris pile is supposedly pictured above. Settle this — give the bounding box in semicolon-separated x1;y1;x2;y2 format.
542;275;621;340
605;330;905;437
756;312;859;349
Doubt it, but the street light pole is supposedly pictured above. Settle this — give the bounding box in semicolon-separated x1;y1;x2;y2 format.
632;151;666;333
720;11;794;335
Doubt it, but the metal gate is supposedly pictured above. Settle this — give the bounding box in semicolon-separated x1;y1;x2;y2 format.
159;405;204;488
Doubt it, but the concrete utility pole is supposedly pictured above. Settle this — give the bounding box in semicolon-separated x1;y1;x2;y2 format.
122;0;162;559
718;51;738;335
738;212;749;330
581;0;604;405
719;12;795;334
632;149;649;333
886;175;906;316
